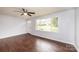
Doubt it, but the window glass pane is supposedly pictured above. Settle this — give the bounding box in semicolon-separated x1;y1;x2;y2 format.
36;16;58;32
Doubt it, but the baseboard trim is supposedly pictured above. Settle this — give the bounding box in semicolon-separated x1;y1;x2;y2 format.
74;45;79;52
30;34;75;46
0;33;29;39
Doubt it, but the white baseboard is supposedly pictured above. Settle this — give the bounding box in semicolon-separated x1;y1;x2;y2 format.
73;44;79;52
31;33;75;45
0;32;27;39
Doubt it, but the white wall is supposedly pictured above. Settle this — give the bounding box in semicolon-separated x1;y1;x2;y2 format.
31;8;75;45
0;15;30;39
75;8;79;50
0;8;76;46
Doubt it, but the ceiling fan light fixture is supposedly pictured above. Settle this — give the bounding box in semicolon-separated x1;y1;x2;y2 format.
16;8;35;16
24;13;27;16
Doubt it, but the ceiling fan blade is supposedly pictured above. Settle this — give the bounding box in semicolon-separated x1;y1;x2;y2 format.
15;10;21;12
25;9;28;12
22;8;26;12
16;11;20;12
27;13;32;16
28;12;35;14
20;13;24;16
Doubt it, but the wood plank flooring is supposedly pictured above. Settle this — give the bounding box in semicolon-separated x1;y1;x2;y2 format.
0;33;77;52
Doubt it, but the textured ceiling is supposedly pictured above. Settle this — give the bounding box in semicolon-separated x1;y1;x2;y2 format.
0;7;71;20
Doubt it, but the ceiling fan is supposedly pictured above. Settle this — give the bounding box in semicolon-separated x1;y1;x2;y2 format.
17;8;35;16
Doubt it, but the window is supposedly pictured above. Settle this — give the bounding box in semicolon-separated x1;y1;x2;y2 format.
36;16;58;32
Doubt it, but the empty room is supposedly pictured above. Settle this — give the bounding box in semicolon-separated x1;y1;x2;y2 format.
0;7;79;52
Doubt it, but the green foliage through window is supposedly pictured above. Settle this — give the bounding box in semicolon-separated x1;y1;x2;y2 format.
36;17;58;32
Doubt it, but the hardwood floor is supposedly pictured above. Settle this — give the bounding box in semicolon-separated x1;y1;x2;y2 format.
0;33;77;52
